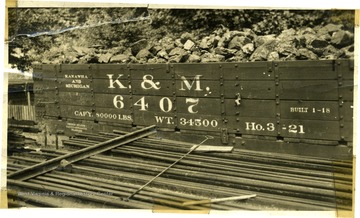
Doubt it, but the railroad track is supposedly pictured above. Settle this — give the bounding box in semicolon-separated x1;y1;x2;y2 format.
7;129;353;210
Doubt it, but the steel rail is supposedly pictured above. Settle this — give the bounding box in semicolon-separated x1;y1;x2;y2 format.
125;141;352;175
8;150;351;208
109;130;352;165
67;165;343;210
29;148;353;186
7;179;153;209
8;125;156;181
64;133;352;174
110;146;351;181
62;137;352;182
59;140;352;202
30;174;222;210
127;136;213;200
8;128;352;210
9;150;352;194
6;161;344;210
103;132;352;167
128;141;351;173
7;190;62;208
60;138;352;187
78;131;352;167
121;145;352;181
54;137;352;192
6;161;251;210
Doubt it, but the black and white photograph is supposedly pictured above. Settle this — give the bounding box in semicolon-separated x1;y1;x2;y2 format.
1;1;357;217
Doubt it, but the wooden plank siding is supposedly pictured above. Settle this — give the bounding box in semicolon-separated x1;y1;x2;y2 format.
8;105;36;121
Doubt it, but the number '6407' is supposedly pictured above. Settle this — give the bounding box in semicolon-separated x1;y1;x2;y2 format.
113;95;199;114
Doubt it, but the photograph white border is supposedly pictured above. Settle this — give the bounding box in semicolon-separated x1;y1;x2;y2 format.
1;1;359;218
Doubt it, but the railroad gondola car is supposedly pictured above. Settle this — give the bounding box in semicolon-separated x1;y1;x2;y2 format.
32;59;354;158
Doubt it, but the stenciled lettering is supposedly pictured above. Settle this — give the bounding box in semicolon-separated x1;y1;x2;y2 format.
141;75;161;90
65;84;90;88
290;107;308;113
113;95;124;109
186;98;199;114
64;75;89;89
107;74;127;89
134;97;148;111
290;107;331;114
179;75;203;91
267;123;275;131
64;74;88;79
245;122;275;131
74;110;93;117
245;121;305;134
66;122;87;133
159;97;173;112
155;116;174;124
95;112;132;121
287;124;305;134
312;107;331;114
118;114;132;121
72;79;81;84
179;118;218;127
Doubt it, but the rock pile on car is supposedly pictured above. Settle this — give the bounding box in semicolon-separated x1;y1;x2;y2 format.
90;23;353;64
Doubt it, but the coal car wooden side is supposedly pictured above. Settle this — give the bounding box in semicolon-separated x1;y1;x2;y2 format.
33;60;354;149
